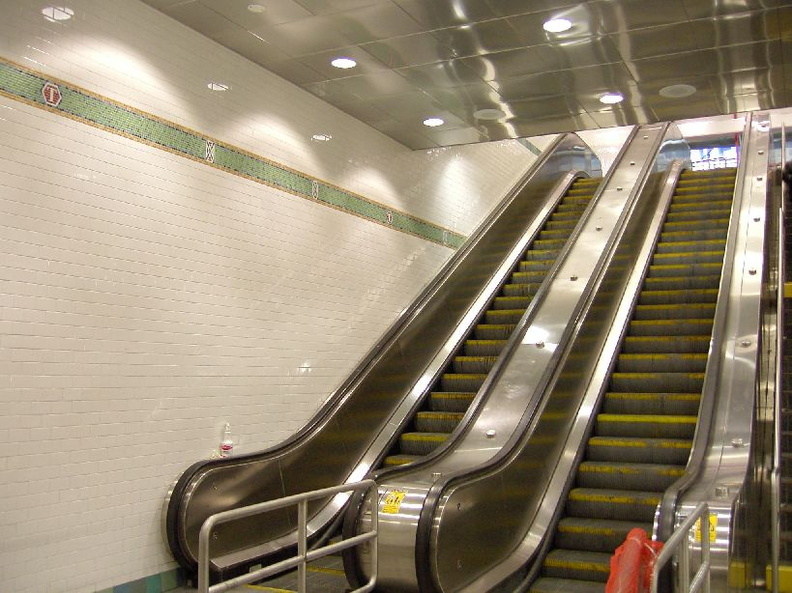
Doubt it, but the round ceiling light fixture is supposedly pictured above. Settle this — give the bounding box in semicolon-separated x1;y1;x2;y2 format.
311;133;332;142
543;17;572;33
423;117;445;127
331;57;357;69
207;82;230;91
659;84;697;99
41;6;74;21
599;92;624;105
473;108;506;121
247;4;266;13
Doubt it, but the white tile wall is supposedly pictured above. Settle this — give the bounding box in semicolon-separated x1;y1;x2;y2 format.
0;1;545;591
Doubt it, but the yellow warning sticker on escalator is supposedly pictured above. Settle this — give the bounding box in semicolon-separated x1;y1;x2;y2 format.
382;490;407;514
693;513;718;543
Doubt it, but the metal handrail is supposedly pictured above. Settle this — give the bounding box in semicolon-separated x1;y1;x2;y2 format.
651;503;711;593
197;480;378;593
772;125;788;593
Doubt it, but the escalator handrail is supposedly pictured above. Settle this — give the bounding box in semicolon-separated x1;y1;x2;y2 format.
656;114;763;541
164;133;597;572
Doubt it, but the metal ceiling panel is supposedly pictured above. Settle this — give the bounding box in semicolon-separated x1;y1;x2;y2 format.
139;0;792;149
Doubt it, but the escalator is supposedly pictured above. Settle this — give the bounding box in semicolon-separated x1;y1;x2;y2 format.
383;176;601;467
163;134;602;581
250;177;603;593
529;167;737;592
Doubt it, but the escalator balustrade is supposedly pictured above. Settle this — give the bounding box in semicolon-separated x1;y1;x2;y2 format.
382;177;603;467
529;167;737;593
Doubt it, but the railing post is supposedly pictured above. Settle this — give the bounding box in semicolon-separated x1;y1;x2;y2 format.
195;480;377;593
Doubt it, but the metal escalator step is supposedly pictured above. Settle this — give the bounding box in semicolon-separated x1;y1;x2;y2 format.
451;355;498;373
542;549;612;582
383;454;420;466
502;282;541;297
519;259;554;272
621;335;710;354
577;461;684;490
602;392;701;415
638;288;718;305
567;488;661;522
648;262;723;277
555;517;652;553
399;432;448;455
532;239;567;250
492;295;532;310
596;413;698;439
544;219;579;231
440;373;486;392
429;391;475;412
512;270;549;283
652;251;724;265
665;210;730;225
667;198;732;212
659;228;727;243
415;411;464;432
609;371;704;393
615;353;707;373
587;436;692;464
655;240;724;254
529;576;606;593
473;323;516;339
540;228;575;240
523;249;560;261
632;303;716;321
627;318;713;336
463;339;507;356
662;217;730;230
643;275;721;290
485;309;525;324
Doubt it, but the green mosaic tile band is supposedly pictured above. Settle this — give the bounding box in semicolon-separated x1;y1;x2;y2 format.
0;57;466;248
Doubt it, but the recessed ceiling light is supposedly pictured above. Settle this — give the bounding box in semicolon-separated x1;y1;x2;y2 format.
207;82;230;91
474;108;506;121
311;133;332;142
331;57;357;69
423;117;445;127
599;92;624;105
247;3;266;13
41;6;74;21
543;17;572;33
659;84;697;99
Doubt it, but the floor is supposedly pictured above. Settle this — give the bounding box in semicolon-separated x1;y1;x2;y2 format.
172;553;352;593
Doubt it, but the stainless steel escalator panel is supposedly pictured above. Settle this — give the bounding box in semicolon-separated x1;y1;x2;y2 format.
164;133;601;575
665;112;772;590
363;123;687;593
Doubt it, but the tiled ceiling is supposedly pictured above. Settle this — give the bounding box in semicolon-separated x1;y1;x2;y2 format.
139;0;792;150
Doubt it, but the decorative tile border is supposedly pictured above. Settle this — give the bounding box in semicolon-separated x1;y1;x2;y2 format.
0;57;466;249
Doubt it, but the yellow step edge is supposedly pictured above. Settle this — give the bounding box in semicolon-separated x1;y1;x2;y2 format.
598;413;698;424
569;492;661;505
606;392;701;402
588;437;692;449
544;558;610;572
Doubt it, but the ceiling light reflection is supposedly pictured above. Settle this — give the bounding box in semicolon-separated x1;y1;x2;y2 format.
331;57;357;69
599;92;624;105
543;17;572;33
42;6;74;21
